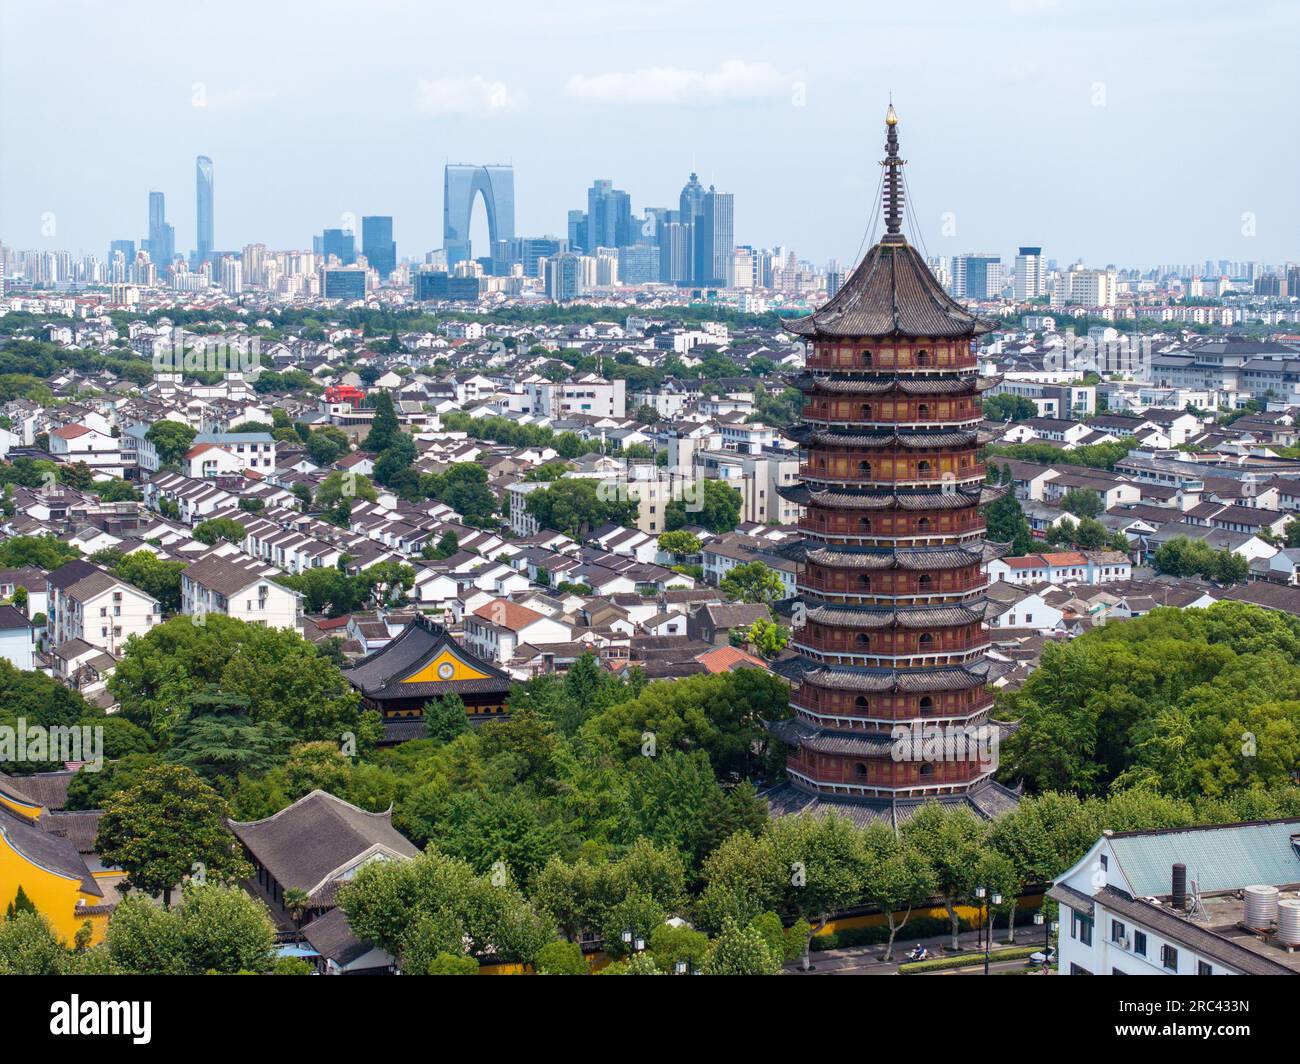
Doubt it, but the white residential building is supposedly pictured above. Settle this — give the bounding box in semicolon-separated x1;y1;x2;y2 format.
46;560;161;654
180;551;303;632
1052;819;1300;976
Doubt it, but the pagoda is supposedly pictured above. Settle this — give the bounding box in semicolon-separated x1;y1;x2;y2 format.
768;106;1019;824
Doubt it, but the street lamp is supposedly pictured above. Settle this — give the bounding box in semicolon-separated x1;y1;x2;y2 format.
973;887;1001;975
621;928;645;956
1033;910;1058;974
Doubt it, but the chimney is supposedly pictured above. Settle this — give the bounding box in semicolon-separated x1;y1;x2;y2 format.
1172;863;1187;911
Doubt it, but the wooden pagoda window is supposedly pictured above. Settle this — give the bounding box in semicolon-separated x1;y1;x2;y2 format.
916;350;930;366
858;516;871;532
855;633;871;647
860;403;873;418
854;695;870;711
818;399;829;413
917;516;931;533
858;574;872;589
919;695;934;714
817;457;827;469
918;632;934;649
860;351;873;366
919;763;935;777
853;763;868;776
858;460;872;477
917;574;932;591
917;460;932;475
917;403;930;418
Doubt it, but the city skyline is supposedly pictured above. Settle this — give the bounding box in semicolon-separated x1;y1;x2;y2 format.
2;0;1296;266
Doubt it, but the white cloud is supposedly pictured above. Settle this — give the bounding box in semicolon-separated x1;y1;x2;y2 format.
415;75;520;116
566;59;791;106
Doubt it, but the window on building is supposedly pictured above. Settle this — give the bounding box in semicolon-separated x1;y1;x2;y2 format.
1111;920;1126;944
1161;945;1178;971
1197;960;1212;975
1071;908;1093;946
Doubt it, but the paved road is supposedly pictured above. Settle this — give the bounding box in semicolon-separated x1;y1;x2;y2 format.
785;928;1054;976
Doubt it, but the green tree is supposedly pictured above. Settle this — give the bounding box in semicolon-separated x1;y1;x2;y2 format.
860;823;936;960
0;534;80;570
146;421;198;467
95;765;251;906
702;918;780;975
535;940;589;975
665;479;742;533
525;478;637;538
720;561;785;604
0;911;68;974
1060;488;1103;519
982;491;1034;555
422;463;497;525
192;517;247;546
742;616;789;658
657;530;701;558
424;694;470;744
901;803;987;950
362;392;402;453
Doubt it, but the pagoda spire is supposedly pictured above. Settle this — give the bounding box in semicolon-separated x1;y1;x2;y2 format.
882;103;906;243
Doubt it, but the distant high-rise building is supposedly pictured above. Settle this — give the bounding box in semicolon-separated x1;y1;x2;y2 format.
361;216;396;280
414;271;480;302
567;210;588;253
694;186;734;287
109;240;136;264
320;228;356;265
444;164;515;270
195;156;214;267
952;253;1003;299
145;190;175;272
618;244;660;286
585;180;633;253
545;252;584;302
508;236;566;277
1014;246;1046;301
321;266;367;300
220;257;242;296
659;221;691;286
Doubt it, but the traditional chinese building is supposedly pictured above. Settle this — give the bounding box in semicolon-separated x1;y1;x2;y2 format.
767;106;1019;825
341;615;512;743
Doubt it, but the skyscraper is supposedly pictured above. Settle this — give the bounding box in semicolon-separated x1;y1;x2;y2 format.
195;156;214;267
1014;246;1046;301
443;164;515;270
585;180;632;253
145;190;174;271
952;254;1003;299
545;252;583;301
361;216;396;280
320;228;356;265
694;186;734;287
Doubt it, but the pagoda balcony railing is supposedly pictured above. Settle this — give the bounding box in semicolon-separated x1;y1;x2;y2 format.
785;767;997;801
789;703;992;731
801;415;984;431
795;586;989;607
799;528;985;549
805;348;978;374
799;470;987;490
798;571;988;600
789;641;992;668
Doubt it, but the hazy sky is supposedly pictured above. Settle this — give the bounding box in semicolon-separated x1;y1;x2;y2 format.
2;0;1297;268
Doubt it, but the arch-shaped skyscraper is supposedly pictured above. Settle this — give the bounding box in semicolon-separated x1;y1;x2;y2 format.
443;164;514;270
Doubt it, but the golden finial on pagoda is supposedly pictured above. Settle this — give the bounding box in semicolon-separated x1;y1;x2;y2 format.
885;103;898;126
